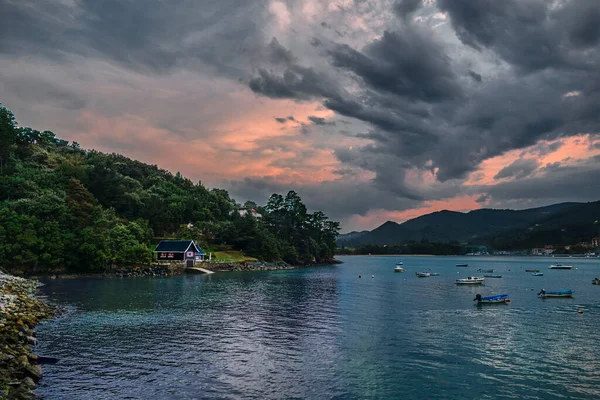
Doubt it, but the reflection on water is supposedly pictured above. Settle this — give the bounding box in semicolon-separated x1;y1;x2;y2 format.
36;256;600;399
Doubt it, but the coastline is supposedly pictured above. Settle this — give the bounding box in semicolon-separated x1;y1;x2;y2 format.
25;259;343;280
0;272;56;399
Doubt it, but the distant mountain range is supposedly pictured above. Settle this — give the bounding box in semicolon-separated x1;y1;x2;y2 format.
337;202;600;247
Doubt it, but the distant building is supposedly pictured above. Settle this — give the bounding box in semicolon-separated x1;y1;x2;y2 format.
238;208;262;218
532;247;555;255
153;240;206;266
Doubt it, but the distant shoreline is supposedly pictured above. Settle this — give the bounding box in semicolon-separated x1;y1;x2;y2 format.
336;254;599;258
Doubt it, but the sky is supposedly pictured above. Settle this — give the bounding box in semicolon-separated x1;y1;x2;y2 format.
1;0;600;233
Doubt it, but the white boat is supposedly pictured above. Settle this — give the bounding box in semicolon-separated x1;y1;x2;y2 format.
416;272;431;277
394;266;405;273
396;262;403;266
456;276;485;285
532;272;544;276
549;264;573;269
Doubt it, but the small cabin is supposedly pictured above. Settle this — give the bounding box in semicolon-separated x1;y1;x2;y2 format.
153;240;206;266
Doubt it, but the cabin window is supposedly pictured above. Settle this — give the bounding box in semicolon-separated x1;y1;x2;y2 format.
168;253;174;258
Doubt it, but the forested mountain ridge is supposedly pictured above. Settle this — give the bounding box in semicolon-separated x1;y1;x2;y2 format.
0;105;339;273
476;201;600;250
338;203;581;246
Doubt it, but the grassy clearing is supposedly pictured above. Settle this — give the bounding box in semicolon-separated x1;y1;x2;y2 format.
212;250;257;263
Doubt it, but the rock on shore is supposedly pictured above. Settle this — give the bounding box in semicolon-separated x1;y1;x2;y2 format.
0;272;56;399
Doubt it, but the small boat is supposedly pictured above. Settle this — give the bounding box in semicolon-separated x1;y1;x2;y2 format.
484;274;502;278
429;273;440;276
396;262;403;266
532;272;544;276
416;272;431;277
456;276;485;285
456;263;468;267
474;294;510;305
537;289;574;298
525;269;540;272
549;264;573;269
394;266;405;273
592;278;600;285
478;269;494;273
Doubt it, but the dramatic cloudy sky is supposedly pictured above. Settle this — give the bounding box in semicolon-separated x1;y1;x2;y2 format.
2;0;600;232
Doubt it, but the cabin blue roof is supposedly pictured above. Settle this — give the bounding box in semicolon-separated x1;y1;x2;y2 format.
154;240;205;254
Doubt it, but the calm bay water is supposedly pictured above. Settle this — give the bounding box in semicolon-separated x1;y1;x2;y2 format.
35;256;600;399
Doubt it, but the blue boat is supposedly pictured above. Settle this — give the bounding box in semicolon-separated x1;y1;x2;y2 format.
474;294;510;304
537;289;574;298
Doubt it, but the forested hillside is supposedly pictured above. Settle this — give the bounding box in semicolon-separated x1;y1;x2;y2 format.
0;105;339;273
338;203;579;246
478;201;600;250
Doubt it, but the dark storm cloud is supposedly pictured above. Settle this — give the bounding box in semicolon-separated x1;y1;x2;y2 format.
484;160;600;203
437;0;600;72
329;28;462;103
267;38;297;65
475;194;490;204
275;117;288;124
307;116;335;126
393;0;423;20
493;159;539;180
467;70;482;82
0;0;269;75
249;65;340;100
246;0;600;215
522;141;564;157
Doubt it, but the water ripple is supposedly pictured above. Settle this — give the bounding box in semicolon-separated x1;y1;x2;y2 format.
35;257;600;399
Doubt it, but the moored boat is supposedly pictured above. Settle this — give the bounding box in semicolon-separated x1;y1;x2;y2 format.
525;269;540;272
396;261;403;266
456;276;485;285
394;266;405;273
592;278;600;285
532;272;544;276
484;274;502;278
416;272;431;277
549;264;573;269
429;273;440;276
478;269;494;273
474;294;510;304
456;263;468;267
537;289;574;298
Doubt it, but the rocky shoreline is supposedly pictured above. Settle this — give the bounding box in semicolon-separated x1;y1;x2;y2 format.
0;272;56;399
28;259;343;279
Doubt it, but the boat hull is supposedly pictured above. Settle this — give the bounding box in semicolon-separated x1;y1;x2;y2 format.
525;269;540;272
476;299;509;304
539;290;574;298
416;272;431;277
456;281;484;285
549;265;573;269
394;269;404;273
484;274;502;278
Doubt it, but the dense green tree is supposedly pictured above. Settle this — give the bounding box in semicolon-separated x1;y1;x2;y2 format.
0;105;340;273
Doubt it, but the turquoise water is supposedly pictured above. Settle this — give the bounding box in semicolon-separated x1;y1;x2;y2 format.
36;256;600;399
